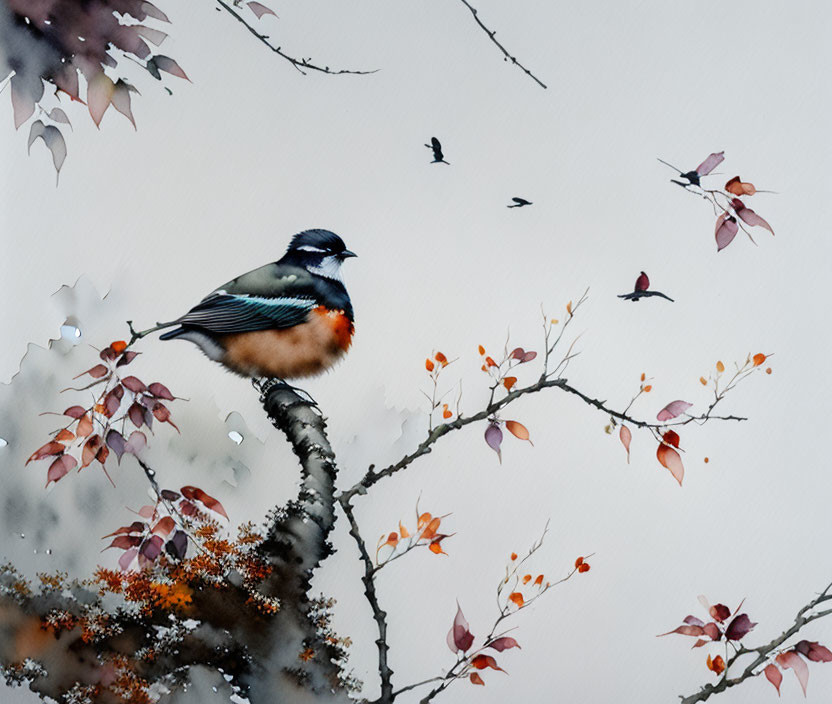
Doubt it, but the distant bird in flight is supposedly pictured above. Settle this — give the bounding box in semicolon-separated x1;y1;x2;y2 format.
617;271;674;302
657;151;724;188
425;137;449;164
152;229;356;380
507;197;532;208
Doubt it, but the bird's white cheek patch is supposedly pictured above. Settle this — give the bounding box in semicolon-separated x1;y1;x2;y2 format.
308;256;343;283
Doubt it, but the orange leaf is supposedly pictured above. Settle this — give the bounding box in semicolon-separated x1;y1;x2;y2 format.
640;372;646;382
643;385;652;392
578;563;590;573
766;367;772;374
55;429;75;442
522;574;531;584
707;654;726;676
575;556;584;567
503;376;517;391
442;404;452;419
725;176;757;196
478;345;485;356
429;538;447;555
425;358;435;372
752;353;766;367
76;414;93;438
26;441;65;465
422;516;442;540
510;552;517;561
485;356;497;367
505;420;532;444
566;300;573;315
399;522;410;539
385;532;399;548
417;512;432;531
716;360;725;373
469;673;485;686
508;592;524;608
534;574;544;586
110;340;128;354
435;351;448;365
699;377;707;386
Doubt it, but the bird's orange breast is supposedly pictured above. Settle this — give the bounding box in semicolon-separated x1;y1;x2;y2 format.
218;307;354;380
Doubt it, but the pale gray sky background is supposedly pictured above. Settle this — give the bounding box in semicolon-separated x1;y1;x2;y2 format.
1;1;831;702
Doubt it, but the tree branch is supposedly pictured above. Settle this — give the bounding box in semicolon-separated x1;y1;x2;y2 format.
216;0;378;76
339;496;394;703
456;0;547;89
679;583;832;704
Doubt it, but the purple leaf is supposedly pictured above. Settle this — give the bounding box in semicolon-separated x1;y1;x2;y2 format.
140;1;170;23
795;641;832;663
521;351;537;362
487;636;521;652
153;55;189;81
736;205;774;236
124;430;147;456
715;213;739;252
484;423;503;463
139;535;164;562
46;455;76;487
166;530;188;560
116;351;140;367
695;151;724;176
683;615;705;627
64;405;87;419
725;613;756;641
446;603;475;653
148;382;174;400
105;429;126;461
118;547;138;571
122;376;147;393
248;1;278;19
657;400;692;422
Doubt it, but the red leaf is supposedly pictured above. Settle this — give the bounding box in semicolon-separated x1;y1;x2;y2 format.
81;435;102;468
128;403;145;428
102;522;146;538
656;441;684;486
122;376;147;393
46;454;76;486
487;637;520;652
446;603;475;654
764;663;782;695
659;624;706;638
776;651;809;695
725;176;757;196
703;622;721;641
27;441;65;465
106;535;143;550
152;516;176;538
619;425;632;463
148;382;175;400
469;673;485;686
64;405;87;418
74;364;108;379
709;604;731;623
116;351;139;367
470;654;504;672
180;486;228;519
657;400;692;422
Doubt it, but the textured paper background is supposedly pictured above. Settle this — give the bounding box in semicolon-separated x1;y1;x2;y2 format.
1;1;830;701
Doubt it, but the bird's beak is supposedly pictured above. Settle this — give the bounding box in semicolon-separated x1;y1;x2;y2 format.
340;250;357;259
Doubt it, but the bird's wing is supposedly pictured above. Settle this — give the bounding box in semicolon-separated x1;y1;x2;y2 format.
617;292;638;300
174;293;317;334
431;137;441;149
644;291;674;302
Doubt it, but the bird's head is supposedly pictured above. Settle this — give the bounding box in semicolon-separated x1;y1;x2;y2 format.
282;229;357;281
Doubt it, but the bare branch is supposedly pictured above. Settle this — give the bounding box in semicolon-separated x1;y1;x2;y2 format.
679;583;832;704
216;0;378;76
457;0;547;89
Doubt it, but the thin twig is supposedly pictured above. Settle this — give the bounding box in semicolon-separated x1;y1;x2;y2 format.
216;0;377;76
679;583;832;703
457;0;547;89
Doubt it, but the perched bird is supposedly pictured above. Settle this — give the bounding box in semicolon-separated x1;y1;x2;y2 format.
617;271;674;302
657;151;724;188
156;229;356;380
425;137;449;164
507;197;532;208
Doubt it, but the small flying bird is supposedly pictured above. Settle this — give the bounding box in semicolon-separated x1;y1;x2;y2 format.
425;137;449;164
617;271;674;302
657;151;724;188
137;230;357;382
507;197;532;208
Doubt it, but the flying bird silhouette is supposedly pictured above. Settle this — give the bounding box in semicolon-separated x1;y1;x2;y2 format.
140;230;357;382
657;151;724;188
425;137;449;165
507;197;532;208
617;271;674;302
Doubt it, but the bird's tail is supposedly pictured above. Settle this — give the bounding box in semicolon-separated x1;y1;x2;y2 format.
159;326;186;341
